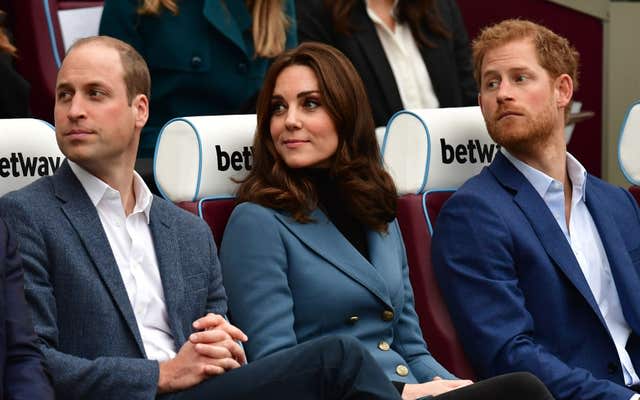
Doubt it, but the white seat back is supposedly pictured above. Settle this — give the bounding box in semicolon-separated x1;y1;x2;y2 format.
381;107;497;195
0;119;65;196
618;100;640;185
154;115;256;202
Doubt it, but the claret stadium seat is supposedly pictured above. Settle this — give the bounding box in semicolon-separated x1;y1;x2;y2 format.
11;1;103;121
381;106;497;379
154;114;256;248
618;100;640;206
0;118;65;196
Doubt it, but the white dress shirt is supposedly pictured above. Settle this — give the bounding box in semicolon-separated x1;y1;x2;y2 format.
504;151;640;397
366;0;440;113
69;161;177;361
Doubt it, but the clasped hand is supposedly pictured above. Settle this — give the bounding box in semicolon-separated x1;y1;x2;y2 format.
157;313;248;393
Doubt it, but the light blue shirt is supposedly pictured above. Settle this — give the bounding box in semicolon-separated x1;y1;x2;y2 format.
503;150;640;395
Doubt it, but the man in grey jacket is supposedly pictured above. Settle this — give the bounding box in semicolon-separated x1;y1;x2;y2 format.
0;35;401;400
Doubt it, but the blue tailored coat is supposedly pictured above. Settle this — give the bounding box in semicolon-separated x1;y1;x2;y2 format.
99;0;297;157
0;218;53;399
0;161;227;400
432;152;640;400
220;202;454;384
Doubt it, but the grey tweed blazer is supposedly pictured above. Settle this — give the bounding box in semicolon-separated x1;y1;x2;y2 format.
0;161;226;400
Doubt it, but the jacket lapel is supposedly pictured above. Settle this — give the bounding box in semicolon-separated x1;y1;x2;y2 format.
586;181;640;331
350;3;403;115
489;154;606;326
148;201;187;345
203;0;251;57
53;162;146;356
274;209;392;308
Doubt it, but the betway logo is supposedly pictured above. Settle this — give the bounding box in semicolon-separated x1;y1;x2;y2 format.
440;138;500;164
215;145;253;171
0;153;62;178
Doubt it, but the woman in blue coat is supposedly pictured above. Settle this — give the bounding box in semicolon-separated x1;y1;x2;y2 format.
220;42;553;400
99;0;297;159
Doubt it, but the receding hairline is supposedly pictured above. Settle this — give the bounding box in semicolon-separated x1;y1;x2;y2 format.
62;35;151;102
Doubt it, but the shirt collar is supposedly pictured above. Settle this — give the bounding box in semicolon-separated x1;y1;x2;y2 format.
68;161;153;223
502;149;588;202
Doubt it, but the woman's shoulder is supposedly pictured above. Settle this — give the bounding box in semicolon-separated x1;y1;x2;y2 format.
230;201;283;223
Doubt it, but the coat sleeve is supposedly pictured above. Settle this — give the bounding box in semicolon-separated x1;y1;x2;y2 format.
1;219;54;400
388;221;456;382
431;190;636;400
0;197;160;400
219;203;298;361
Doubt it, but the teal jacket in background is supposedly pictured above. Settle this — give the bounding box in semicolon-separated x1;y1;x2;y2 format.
99;0;297;158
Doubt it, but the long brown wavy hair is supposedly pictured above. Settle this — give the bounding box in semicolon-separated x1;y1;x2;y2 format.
327;0;451;48
236;42;397;232
137;0;289;57
0;10;17;56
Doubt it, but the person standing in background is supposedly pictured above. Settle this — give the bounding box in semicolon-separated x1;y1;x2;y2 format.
296;0;476;128
99;0;297;186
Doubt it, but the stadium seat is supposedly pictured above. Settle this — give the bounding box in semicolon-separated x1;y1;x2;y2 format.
382;106;497;379
0;118;65;196
154;114;256;246
618;100;640;206
11;0;103;121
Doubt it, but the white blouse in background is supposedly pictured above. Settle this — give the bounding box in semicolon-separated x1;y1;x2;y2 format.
366;0;440;110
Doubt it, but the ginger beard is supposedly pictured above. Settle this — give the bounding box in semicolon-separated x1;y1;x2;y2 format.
482;83;558;155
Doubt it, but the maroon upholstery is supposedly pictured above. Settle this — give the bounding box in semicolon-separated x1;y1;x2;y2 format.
176;201;198;215
396;193;475;379
198;198;237;249
175;198;236;249
630;186;640;207
11;0;103;122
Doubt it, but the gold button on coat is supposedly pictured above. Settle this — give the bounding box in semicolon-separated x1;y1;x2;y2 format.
347;316;359;324
377;341;390;351
382;310;394;321
395;364;409;376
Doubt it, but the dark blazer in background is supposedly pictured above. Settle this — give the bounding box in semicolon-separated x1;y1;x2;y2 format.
432;152;640;400
296;0;477;127
0;162;227;400
0;53;30;118
99;0;297;158
0;217;53;400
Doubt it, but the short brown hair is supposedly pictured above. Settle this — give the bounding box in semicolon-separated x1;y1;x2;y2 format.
236;42;397;232
472;19;579;91
66;36;151;104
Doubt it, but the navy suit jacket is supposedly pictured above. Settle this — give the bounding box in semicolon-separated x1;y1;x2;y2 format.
0;218;53;400
0;162;226;400
296;0;477;127
432;152;640;400
220;202;454;384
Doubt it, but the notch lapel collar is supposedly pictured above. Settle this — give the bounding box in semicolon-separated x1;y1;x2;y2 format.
490;154;606;326
274;209;392;308
148;201;187;345
53;162;146;356
586;181;640;331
